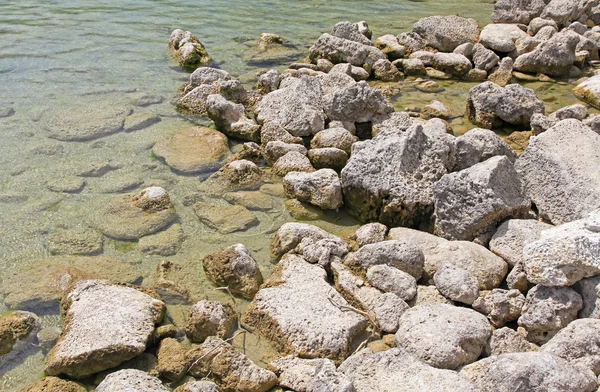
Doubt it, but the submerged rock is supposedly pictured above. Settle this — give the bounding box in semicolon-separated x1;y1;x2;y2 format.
44;280;165;378
193;201;258;234
22;377;87;392
48;229;103;256
202;244;263;298
0;311;40;356
185;300;237;343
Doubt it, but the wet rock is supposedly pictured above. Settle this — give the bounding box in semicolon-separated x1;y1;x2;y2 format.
412;15;479;52
242;254;368;360
573;75;600;109
193;201;257;234
433;264;480;305
44;280;165;378
466;82;545;128
366;264;417;302
473;289;526;327
431;53;472;77
0;256;141;312
395;303;490;369
284;199;324;221
489;219;553;267
187;67;231;90
97;368;169;391
415;79;443;92
514;30;579;76
273;151;315;176
488;57;514;87
518;285;582;344
485;327;537;356
91;187;177;240
156;337;190;382
203;244;263;299
44;104;132;141
223;191;274;211
421;100;451;120
21;377;87;392
308;147;348;171
264;141;307;166
308;33;385;71
185;300;236;344
206;94;260;142
372;59;402;82
351;223;387;247
169;29;211;68
433;156;530;241
151;261;192;306
37;326;62;352
322;80;393;123
311;128;357;154
516;120;600;224
460;352;597;392
345;240;424;280
206;159;263;192
0;311;40;356
123;111;161;132
48;229;103;256
341;123;455;228
283;169;343;210
46;176;86;193
374;34;406;60
480;24;529;53
270;222;336;262
138;223;184;257
522;211;600;286
174;381;221;392
453;128;517;172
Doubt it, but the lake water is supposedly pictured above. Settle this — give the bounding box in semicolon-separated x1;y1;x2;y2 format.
0;0;587;389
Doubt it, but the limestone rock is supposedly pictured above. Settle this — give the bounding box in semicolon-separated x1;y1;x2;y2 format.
223;191;274;211
283;169;343;210
453;128;517;172
345;240;424;279
366;264;417;302
351;223;387;247
549;104;588;121
97;369;169;392
138;223;184;257
541;318;600;364
331;21;373;46
573;75;600;109
174;381;221;392
308;147;348;171
206;94;260;142
308;33;385;71
205;159;263;193
273;151;315;176
185;300;236;343
431;53;472;77
514;30;579;76
472;289;526;327
44;280;165;378
408;285;453;306
491;0;547;24
412;16;479;52
489;219;553;267
264;141;307;166
202;244;263;298
433;264;480;305
321;80;393;123
269;356;344;392
156;337;190;382
374;34;406;60
311;127;356;154
21;377;87;392
488;57;514;87
48;229;103;256
0;311;40;356
270;222;337;262
297;236;350;269
372;59;402;82
480;24;529;53
485;327;537;356
193;201;257;234
573;276;600;318
421;100;452;120
169;29;211;68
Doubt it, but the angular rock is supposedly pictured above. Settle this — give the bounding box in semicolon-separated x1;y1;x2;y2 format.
321;80;393;123
366;264;417;301
491;0;546;24
206;94;260;142
97;369;169;392
421;100;451;120
489;219;553;267
412;16;479;52
270;222;337;262
573;276;600;318
542;318;600;364
44;281;165;378
372;59;402;82
185;300;236;343
156;337;190;382
296;236;350;269
331;21;373;46
269;356;338;392
283;169;343;210
345;240;424;279
488;57;514;87
485;327;537;356
573;75;600;109
433;264;480;305
374;34;406;60
311;127;356;154
472;289;526;327
169;29;211;68
264;141;307;166
549;103;588;121
202;244;263;298
453;128;517;172
514;30;579;76
351;223;387;247
472;43;500;71
308;33;385;71
408;285;453;306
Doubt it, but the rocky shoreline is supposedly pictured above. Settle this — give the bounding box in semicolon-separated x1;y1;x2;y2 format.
3;0;600;391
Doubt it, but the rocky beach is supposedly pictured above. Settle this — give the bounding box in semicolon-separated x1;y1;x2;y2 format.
2;0;600;391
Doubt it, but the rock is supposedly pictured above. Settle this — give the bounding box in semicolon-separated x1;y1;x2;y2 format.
284;199;325;221
541;0;595;27
339;347;480;392
256;76;324;137
223;191;274;211
48;229;103;256
308;33;385;71
516;120;600;224
466;82;545;128
21;377;87;392
472;43;500;72
408;285;453;306
270;222;337;262
185;300;236;344
331;21;372;46
372;59;402;82
351;223;387;247
366;264;417;301
473;289;526;327
177;84;216;115
187;67;231;90
433;156;530;241
453;128;517;172
206;94;260;142
153;260;193;305
507;262;531;292
489;219;553;267
396;32;425;54
541;318;600;364
412;15;479;52
242;254;368;360
297;236;350;269
174;381;220;392
431;53;472;77
433;264;480;305
44;281;165;378
395;58;426;76
488;57;514;87
460;352;597;392
257;69;281;93
528;17;559;35
264;140;307;166
480;24;529;53
37;326;62;352
308;148;348;171
46;176;86;193
188;336;277;392
260;121;303;145
514;30;579;76
341;124;455;228
573;75;600;109
485;327;537;356
156;338;190;382
203;244;263;299
193;201;258;234
345;240;424;279
518;285;582;344
310;128;356;154
327;62;370;81
549;104;588;121
123;111;161;132
169;29;211;68
464;68;489;82
491;0;547;24
273;151;315;176
374;34;406;60
205;160;263;192
152;127;232;174
0;311;40;356
371;111;415;135
138;223;184;257
283;169;343;210
421;100;452;120
322;80;393;123
389;227;508;289
269;356;341;392
573;276;600;318
97;369;169;391
90;187;177;240
522;211;600;286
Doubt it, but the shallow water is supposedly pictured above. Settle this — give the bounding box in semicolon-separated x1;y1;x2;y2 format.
0;0;590;389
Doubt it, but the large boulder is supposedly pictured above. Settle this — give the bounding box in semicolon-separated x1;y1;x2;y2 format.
460;352;597;392
541;0;597;27
97;369;169;392
321;80;393;123
515;119;600;224
202;244;263;298
522;210;600;286
394;303;491;369
491;0;547;24
338;347;480;392
513;30;579;76
341;123;455;228
479;24;530;53
44;280;165;378
433;156;530;241
241;255;368;361
489;219;554;267
283;169;343;210
412;16;479;52
466;82;545;129
541;318;600;363
308;33;385;71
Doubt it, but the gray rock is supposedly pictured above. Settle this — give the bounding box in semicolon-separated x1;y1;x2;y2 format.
270;356;338;392
345;240;424;279
308;33;385;71
389;227;508;290
322;80;393;123
188;67;231;90
371;111;415;135
507;262;531;292
530;113;556;136
242;255;368;360
339;347;479;392
203;244;263;299
485;327;537;356
492;0;547;24
408;285;453;306
185;300;236;343
395;58;426;76
97;369;169;392
206;94;260;142
177;84;216;115
366;264;417;301
549;104;588;121
433;156;530;241
573;276;600;318
341;124;455;228
283;169;343;210
472;44;500;72
522;211;600;286
489;219;553;267
270;222;337;261
273;151;315;176
488;57;514;87
412;15;479;52
431;53;472;77
308;359;354;392
311;128;356;154
257;69;281;93
514;30;579;76
372;59;402;82
433;264;480;305
44;281;165;378
542;318;600;364
260;121;303;145
396;32;426;54
264;141;307;166
352;223;387;247
466;82;545;128
395;303;491;369
518;285;583;344
297;236;350;269
453;128;517;172
460;352;597;392
480;24;530;53
473;289;526;327
331;21;373;46
541;0;596;27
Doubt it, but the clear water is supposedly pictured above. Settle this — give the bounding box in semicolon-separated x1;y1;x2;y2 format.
0;0;588;389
